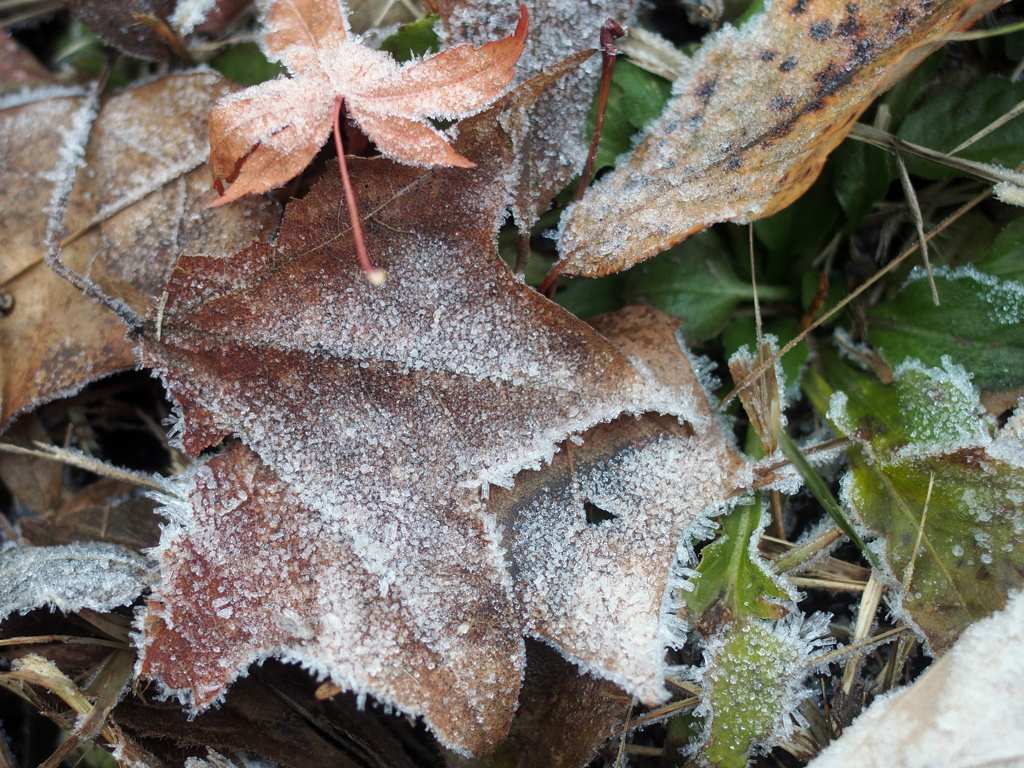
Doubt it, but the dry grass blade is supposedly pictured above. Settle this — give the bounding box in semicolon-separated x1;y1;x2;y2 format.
0;442;165;491
6;654;166;768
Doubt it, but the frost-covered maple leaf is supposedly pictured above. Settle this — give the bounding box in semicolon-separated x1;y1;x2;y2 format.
208;0;529;206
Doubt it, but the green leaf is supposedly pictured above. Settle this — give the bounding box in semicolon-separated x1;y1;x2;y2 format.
975;216;1024;281
868;267;1024;391
898;76;1024;180
753;171;841;272
210;43;285;86
700;616;822;768
624;231;792;344
554;274;626;319
616;60;672;130
685;497;791;633
822;352;993;457
775;429;882;572
879;49;945;131
817;352;1024;653
588;60;672;172
831;141;892;227
845;442;1024;654
378;15;440;62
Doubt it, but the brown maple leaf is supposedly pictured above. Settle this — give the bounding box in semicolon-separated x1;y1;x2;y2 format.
134;73;746;755
208;0;529;207
556;0;1003;277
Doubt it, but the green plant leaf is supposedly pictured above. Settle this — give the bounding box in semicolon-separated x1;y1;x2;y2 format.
210;43;285;86
624;231;793;344
975;216;1024;281
816;352;1024;653
831;140;892;226
699;615;827;768
879;49;945;131
898;76;1024;180
753;171;841;272
554;274;626;319
684;496;791;634
378;15;440;62
775;428;882;571
588;60;673;172
868;266;1024;392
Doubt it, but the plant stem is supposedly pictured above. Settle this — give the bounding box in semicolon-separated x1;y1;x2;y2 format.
333;95;386;286
574;18;625;202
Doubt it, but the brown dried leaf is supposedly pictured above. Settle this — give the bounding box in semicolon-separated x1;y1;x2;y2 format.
208;0;528;205
0;416;65;515
0;74;278;432
136;81;744;755
68;0;179;61
444;640;631;768
0;35;62;95
557;0;1003;277
19;478;162;552
438;0;636;230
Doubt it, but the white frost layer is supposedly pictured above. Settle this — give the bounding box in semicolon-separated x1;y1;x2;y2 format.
0;542;153;621
807;590;1024;768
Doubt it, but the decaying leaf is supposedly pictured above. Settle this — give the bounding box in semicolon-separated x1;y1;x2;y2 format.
0;35;62;94
0;73;278;432
135;78;745;755
68;0;180;61
438;0;636;230
444;640;631;768
810;352;1024;654
19;478;162;552
557;0;1003;277
208;0;528;205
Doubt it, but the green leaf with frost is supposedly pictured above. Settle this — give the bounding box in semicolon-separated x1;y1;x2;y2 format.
868;266;1024;391
812;353;1024;653
684;497;791;634
624;231;793;345
698;615;829;768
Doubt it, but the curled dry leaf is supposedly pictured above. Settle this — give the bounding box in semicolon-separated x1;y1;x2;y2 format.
135;77;745;755
68;0;180;61
438;0;636;230
0;73;278;432
208;0;529;206
557;0;1003;277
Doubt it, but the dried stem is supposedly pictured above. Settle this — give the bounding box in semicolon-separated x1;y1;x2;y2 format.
574;19;626;202
539;19;624;298
333;95;387;286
